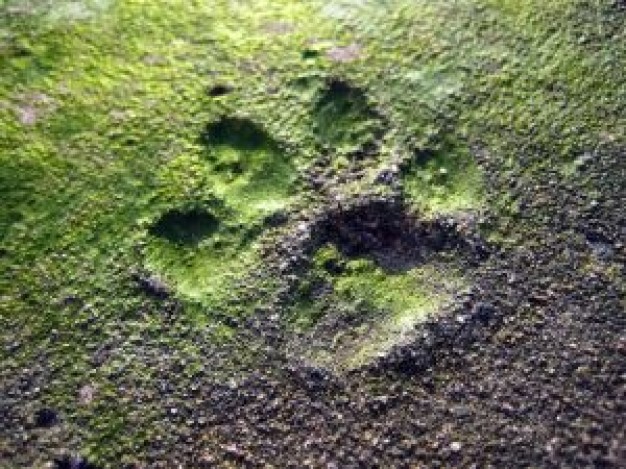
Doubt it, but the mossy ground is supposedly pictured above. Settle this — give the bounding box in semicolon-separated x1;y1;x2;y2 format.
402;140;486;216
0;0;624;466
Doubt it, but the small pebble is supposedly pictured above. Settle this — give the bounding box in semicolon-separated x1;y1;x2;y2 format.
450;441;462;452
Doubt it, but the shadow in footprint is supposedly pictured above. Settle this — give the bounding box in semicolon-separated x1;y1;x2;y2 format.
149;208;219;246
207;83;233;97
203;117;275;151
316;198;481;272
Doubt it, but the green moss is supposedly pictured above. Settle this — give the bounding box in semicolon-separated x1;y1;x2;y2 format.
142;204;257;311
313;243;344;271
139;118;298;308
143;234;258;308
201;116;297;218
336;258;438;316
402;142;486;216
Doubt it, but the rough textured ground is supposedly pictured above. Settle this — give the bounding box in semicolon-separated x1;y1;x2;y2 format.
0;1;624;468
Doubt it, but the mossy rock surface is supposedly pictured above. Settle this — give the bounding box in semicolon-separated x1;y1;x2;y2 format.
0;0;624;467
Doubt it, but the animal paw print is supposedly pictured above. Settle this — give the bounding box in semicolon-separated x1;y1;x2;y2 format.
139;75;488;373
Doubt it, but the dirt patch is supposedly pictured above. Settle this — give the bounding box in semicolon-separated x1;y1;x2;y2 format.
13;92;55;126
262;21;295;35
